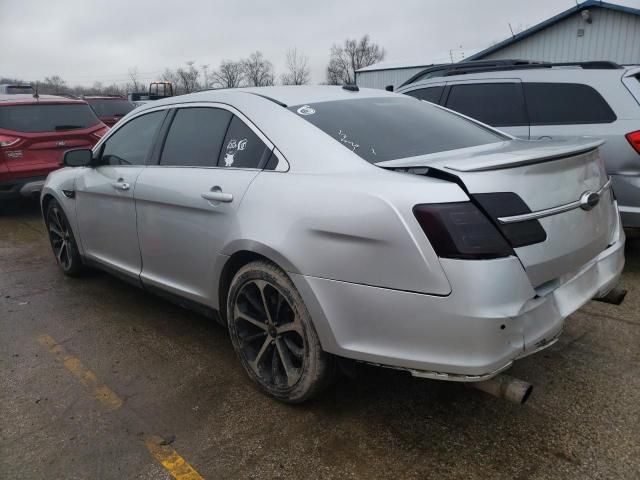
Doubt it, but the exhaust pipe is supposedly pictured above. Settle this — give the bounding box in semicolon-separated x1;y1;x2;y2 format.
469;374;533;404
594;287;626;306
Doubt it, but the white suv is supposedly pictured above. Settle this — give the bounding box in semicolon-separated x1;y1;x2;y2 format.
396;61;640;228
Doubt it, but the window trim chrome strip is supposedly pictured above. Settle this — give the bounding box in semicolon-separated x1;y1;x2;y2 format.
497;178;612;225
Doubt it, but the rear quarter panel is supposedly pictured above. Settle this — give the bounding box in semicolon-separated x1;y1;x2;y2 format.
223;167;468;296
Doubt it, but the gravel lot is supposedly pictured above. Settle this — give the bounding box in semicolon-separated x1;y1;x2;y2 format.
1;199;639;479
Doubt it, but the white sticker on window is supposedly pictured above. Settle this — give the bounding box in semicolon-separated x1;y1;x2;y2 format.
337;129;359;151
297;105;315;116
224;138;248;166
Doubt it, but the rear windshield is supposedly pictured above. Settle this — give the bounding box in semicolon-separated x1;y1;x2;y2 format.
5;86;33;94
288;97;505;163
0;103;100;132
86;99;135;117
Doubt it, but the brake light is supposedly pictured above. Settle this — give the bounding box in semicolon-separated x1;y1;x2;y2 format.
91;126;109;140
626;130;640;154
413;202;514;259
0;134;20;148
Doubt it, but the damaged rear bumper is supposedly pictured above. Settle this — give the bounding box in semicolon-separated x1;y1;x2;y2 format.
292;220;625;381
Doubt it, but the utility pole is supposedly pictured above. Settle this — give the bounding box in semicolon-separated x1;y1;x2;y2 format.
202;64;209;89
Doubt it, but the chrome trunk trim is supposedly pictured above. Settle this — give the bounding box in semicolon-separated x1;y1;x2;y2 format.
497;178;612;224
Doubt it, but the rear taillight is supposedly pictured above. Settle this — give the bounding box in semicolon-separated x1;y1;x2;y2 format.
626;130;640;154
413;202;514;259
0;134;20;148
91;126;109;140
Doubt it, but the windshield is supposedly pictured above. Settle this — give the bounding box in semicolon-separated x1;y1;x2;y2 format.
0;104;101;132
86;99;135;117
289;96;506;163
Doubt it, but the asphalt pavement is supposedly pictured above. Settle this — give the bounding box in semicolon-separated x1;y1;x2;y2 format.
1;199;639;479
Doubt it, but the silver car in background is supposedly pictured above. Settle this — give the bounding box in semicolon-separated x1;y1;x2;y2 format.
396;61;640;227
41;86;625;403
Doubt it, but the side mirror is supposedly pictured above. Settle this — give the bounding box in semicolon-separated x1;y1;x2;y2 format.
64;148;93;167
385;85;394;92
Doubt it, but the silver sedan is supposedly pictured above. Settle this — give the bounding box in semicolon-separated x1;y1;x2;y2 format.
41;86;625;403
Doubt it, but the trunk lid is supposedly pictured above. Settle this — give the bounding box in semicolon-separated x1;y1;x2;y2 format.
378;138;618;287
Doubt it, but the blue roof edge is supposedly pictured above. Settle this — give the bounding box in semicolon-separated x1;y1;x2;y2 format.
464;1;640;62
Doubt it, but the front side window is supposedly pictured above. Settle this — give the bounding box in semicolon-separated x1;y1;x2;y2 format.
289;97;506;163
160;107;232;167
218;116;270;169
100;110;165;166
405;86;444;104
445;83;528;127
524;82;617;125
0;103;100;133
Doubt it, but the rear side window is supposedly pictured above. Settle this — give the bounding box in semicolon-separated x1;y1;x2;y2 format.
160;107;232;167
289;97;506;163
524;83;616;125
445;83;528;127
0;103;100;133
405;86;444;104
101;111;165;166
218;116;270;168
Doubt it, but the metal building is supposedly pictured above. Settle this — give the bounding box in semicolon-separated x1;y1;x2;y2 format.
466;0;640;64
355;60;437;90
355;50;474;90
355;1;640;90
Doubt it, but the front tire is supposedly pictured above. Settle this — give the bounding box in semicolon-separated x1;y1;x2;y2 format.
227;260;335;403
45;199;84;277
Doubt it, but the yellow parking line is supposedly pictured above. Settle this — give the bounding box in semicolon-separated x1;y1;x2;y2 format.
145;436;205;480
37;334;123;410
37;334;205;479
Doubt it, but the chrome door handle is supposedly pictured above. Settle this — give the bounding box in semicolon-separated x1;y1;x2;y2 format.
111;181;130;191
201;191;233;203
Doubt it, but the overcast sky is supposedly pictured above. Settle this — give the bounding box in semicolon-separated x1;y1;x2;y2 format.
2;0;639;86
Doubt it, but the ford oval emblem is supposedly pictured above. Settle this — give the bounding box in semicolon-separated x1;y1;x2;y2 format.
580;191;600;211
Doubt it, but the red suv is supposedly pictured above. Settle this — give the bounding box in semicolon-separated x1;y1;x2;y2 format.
0;94;107;199
83;96;136;127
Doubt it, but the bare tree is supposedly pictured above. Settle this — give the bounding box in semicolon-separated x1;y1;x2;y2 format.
42;75;67;94
90;81;104;95
128;67;142;92
176;61;200;93
326;35;385;85
160;68;185;95
161;68;181;91
103;83;123;96
242;51;275;87
211;60;245;89
280;48;310;85
0;76;28;85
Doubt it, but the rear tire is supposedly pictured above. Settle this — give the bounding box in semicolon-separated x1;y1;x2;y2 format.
45;199;84;277
227;260;335;403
